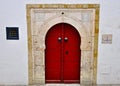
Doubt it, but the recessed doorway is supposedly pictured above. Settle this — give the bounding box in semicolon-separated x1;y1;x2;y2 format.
27;4;99;85
45;23;81;83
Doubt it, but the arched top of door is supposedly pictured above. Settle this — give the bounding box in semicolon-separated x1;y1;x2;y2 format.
45;23;80;39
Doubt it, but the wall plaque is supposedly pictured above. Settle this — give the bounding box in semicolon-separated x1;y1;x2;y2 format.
102;34;112;44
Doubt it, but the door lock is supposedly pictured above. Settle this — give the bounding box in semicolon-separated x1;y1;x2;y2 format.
66;51;69;54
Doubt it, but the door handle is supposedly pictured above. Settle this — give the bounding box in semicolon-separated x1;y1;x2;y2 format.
64;37;68;42
58;37;62;42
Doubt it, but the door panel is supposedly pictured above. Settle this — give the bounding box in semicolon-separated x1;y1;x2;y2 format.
63;24;80;83
45;61;61;83
45;24;62;83
45;23;81;83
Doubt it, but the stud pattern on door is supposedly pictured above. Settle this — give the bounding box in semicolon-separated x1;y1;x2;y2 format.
45;23;81;83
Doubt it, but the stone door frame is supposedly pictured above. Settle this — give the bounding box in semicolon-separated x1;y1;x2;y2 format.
26;4;100;85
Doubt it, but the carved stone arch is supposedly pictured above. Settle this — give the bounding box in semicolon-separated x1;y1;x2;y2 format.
38;16;88;49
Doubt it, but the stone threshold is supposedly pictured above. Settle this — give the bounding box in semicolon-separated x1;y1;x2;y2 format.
1;84;120;86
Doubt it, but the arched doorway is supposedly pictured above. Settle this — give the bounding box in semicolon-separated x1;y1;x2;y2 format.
45;23;81;83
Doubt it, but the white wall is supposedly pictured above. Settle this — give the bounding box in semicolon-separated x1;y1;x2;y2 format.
0;0;28;85
97;0;120;84
0;0;120;85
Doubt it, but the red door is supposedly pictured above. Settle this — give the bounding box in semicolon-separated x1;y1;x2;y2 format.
45;23;81;83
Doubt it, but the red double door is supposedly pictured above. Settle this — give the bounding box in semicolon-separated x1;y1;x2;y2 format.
45;23;81;83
